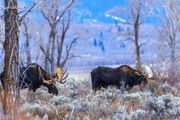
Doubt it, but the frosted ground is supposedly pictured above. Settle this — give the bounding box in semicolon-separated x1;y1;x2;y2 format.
0;66;177;120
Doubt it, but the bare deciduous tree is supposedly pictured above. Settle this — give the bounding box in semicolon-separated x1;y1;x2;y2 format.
1;0;35;118
159;0;180;79
3;0;19;116
56;13;70;67
127;0;153;70
22;19;31;65
108;0;153;70
40;0;75;73
59;37;78;68
56;11;78;68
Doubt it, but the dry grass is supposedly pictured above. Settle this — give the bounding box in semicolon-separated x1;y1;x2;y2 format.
1;72;180;120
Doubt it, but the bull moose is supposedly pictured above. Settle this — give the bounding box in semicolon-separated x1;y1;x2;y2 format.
0;63;68;95
91;65;154;91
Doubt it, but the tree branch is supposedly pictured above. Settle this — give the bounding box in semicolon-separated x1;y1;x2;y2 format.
125;37;134;41
39;44;52;63
62;11;71;35
41;10;53;27
18;3;36;25
139;42;146;48
60;37;78;67
55;0;75;24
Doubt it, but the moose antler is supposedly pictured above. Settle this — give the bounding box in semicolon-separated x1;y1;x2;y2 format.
56;67;68;84
142;65;155;79
38;66;55;85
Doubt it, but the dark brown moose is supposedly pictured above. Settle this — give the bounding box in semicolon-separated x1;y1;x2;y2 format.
91;65;154;91
0;63;68;95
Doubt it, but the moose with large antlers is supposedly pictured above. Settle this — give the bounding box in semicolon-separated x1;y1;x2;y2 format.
0;63;68;95
91;65;154;91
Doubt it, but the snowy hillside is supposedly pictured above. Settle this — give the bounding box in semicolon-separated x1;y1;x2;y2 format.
19;22;159;68
56;23;159;67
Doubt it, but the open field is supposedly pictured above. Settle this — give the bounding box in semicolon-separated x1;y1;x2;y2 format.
1;70;180;120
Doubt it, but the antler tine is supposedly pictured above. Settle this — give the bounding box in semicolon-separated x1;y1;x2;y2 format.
38;66;54;85
56;67;69;84
62;72;69;80
58;72;68;84
144;65;154;79
63;68;68;75
141;67;148;76
59;79;66;84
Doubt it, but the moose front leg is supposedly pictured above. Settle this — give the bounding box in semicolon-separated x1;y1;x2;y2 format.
119;77;126;90
27;88;35;102
125;84;133;91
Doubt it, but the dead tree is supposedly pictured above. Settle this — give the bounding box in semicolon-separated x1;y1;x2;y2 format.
57;37;79;68
111;0;153;70
3;0;19;116
129;0;143;71
56;11;77;68
56;16;70;67
19;3;35;65
160;0;180;79
22;19;31;65
2;0;35;117
40;0;75;73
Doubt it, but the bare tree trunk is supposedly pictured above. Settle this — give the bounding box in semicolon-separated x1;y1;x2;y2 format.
134;14;141;71
170;36;176;78
39;29;53;73
160;0;180;82
134;22;141;70
23;21;31;65
171;45;175;75
51;28;56;74
57;39;63;67
45;34;52;72
57;27;66;67
3;0;19;117
57;15;70;67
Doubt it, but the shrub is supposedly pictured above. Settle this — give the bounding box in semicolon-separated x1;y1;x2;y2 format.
145;80;159;93
21;102;46;117
113;106;128;120
16;75;180;119
50;95;71;106
146;94;180;119
129;109;148;120
160;82;172;93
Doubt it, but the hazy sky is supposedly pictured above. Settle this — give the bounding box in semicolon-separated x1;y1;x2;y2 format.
0;0;159;24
